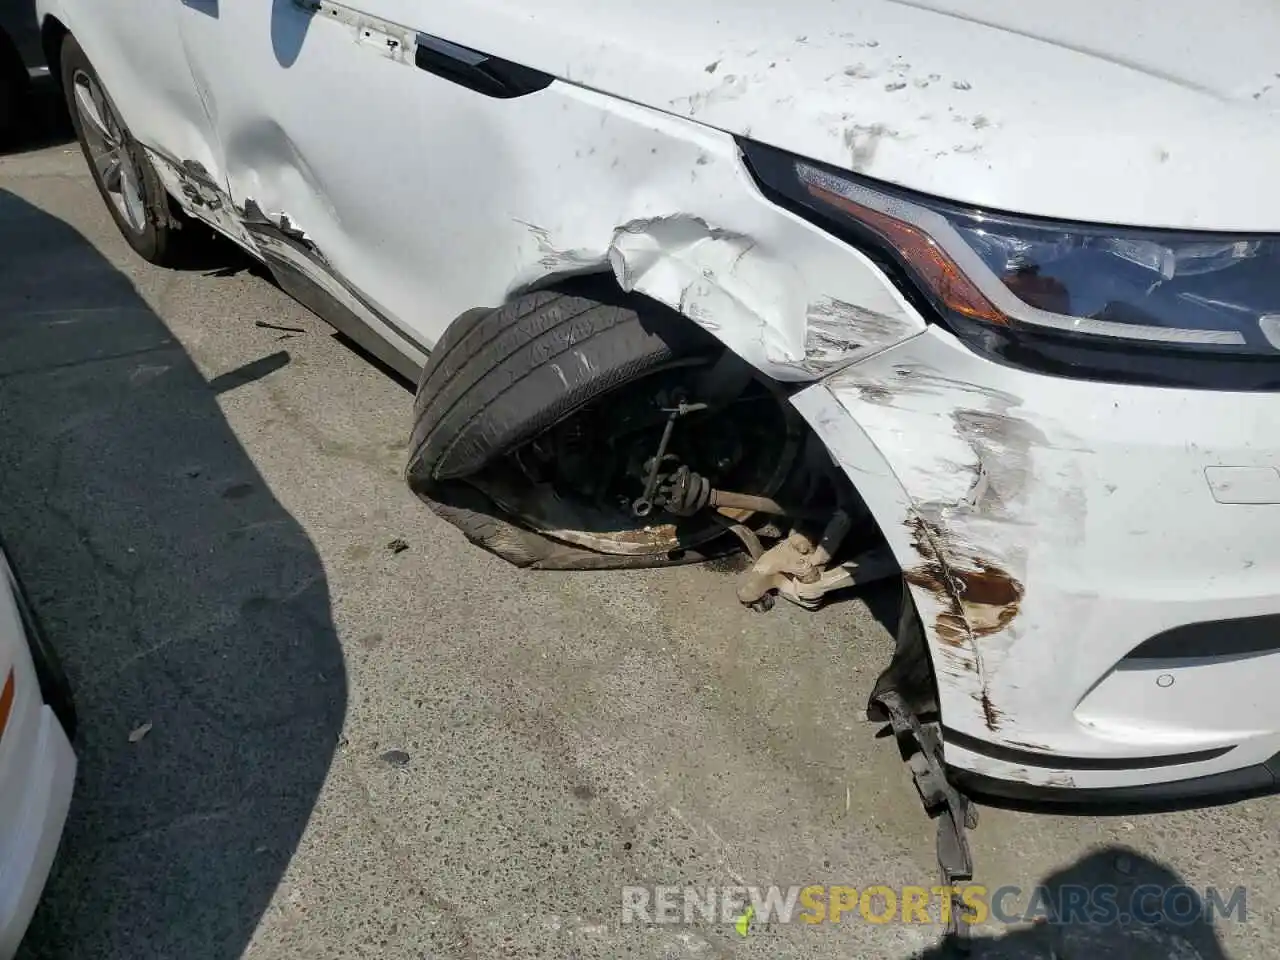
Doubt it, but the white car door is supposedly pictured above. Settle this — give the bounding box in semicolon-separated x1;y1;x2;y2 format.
171;0;507;376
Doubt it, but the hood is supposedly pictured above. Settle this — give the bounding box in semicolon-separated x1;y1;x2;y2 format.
412;0;1280;231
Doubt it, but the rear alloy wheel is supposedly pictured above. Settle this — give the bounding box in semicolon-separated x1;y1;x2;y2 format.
61;35;183;264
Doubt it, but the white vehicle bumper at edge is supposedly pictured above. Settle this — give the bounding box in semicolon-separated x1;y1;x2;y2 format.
0;616;75;960
794;325;1280;801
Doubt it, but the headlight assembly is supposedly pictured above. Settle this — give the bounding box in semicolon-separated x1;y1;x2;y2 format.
742;140;1280;388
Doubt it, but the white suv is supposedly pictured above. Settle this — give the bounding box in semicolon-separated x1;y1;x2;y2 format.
31;0;1280;807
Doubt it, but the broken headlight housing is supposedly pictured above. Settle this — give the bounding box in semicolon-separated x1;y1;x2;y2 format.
742;141;1280;388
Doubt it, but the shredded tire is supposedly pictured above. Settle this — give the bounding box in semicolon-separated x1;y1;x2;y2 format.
407;281;727;569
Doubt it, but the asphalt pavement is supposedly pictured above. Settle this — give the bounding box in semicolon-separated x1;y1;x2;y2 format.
2;136;1278;960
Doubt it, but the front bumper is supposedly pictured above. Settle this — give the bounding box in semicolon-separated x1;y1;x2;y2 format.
793;326;1280;801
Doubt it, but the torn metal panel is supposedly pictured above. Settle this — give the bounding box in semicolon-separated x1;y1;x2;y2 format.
148;146;428;381
600;213;923;381
535;130;925;379
145;149;259;251
237;199;428;380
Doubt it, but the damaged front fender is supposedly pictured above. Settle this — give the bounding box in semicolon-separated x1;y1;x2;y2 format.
791;328;1066;753
488;94;929;383
603;213;923;381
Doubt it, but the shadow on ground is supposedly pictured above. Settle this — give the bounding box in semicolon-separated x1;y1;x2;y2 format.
915;846;1234;959
1;75;74;157
0;189;346;958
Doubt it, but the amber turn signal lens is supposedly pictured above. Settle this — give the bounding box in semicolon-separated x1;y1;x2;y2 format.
804;181;1008;325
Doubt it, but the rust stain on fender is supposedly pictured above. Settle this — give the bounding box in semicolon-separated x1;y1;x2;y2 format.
903;515;1024;646
903;513;1024;732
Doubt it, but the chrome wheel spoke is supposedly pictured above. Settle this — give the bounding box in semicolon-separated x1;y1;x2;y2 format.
73;78;115;149
73;69;149;234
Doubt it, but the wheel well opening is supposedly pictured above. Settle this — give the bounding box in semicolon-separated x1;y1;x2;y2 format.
40;15;68;87
456;275;927;698
503;271;902;560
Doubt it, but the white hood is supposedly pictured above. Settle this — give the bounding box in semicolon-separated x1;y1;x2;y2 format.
411;0;1280;230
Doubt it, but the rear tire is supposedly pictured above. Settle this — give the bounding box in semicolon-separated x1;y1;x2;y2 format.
407;282;729;569
61;34;182;265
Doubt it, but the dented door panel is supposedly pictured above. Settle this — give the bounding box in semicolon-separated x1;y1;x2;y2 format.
167;0;926;380
796;327;1280;790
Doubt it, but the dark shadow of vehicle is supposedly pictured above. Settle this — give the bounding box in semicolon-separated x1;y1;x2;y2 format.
0;189;346;959
0;73;73;155
914;846;1235;959
855;574;904;639
332;332;416;393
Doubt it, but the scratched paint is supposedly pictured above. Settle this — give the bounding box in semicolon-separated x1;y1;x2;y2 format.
793;314;1280;793
903;513;1024;649
902;511;1024;732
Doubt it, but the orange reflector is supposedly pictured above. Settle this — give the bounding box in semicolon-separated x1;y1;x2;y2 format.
804;181;1008;325
0;668;13;743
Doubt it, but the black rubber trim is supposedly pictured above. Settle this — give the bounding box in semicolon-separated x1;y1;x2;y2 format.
950;752;1280;811
1125;613;1280;661
738;138;1280;392
943;726;1234;771
238;200;429;380
414;32;553;98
